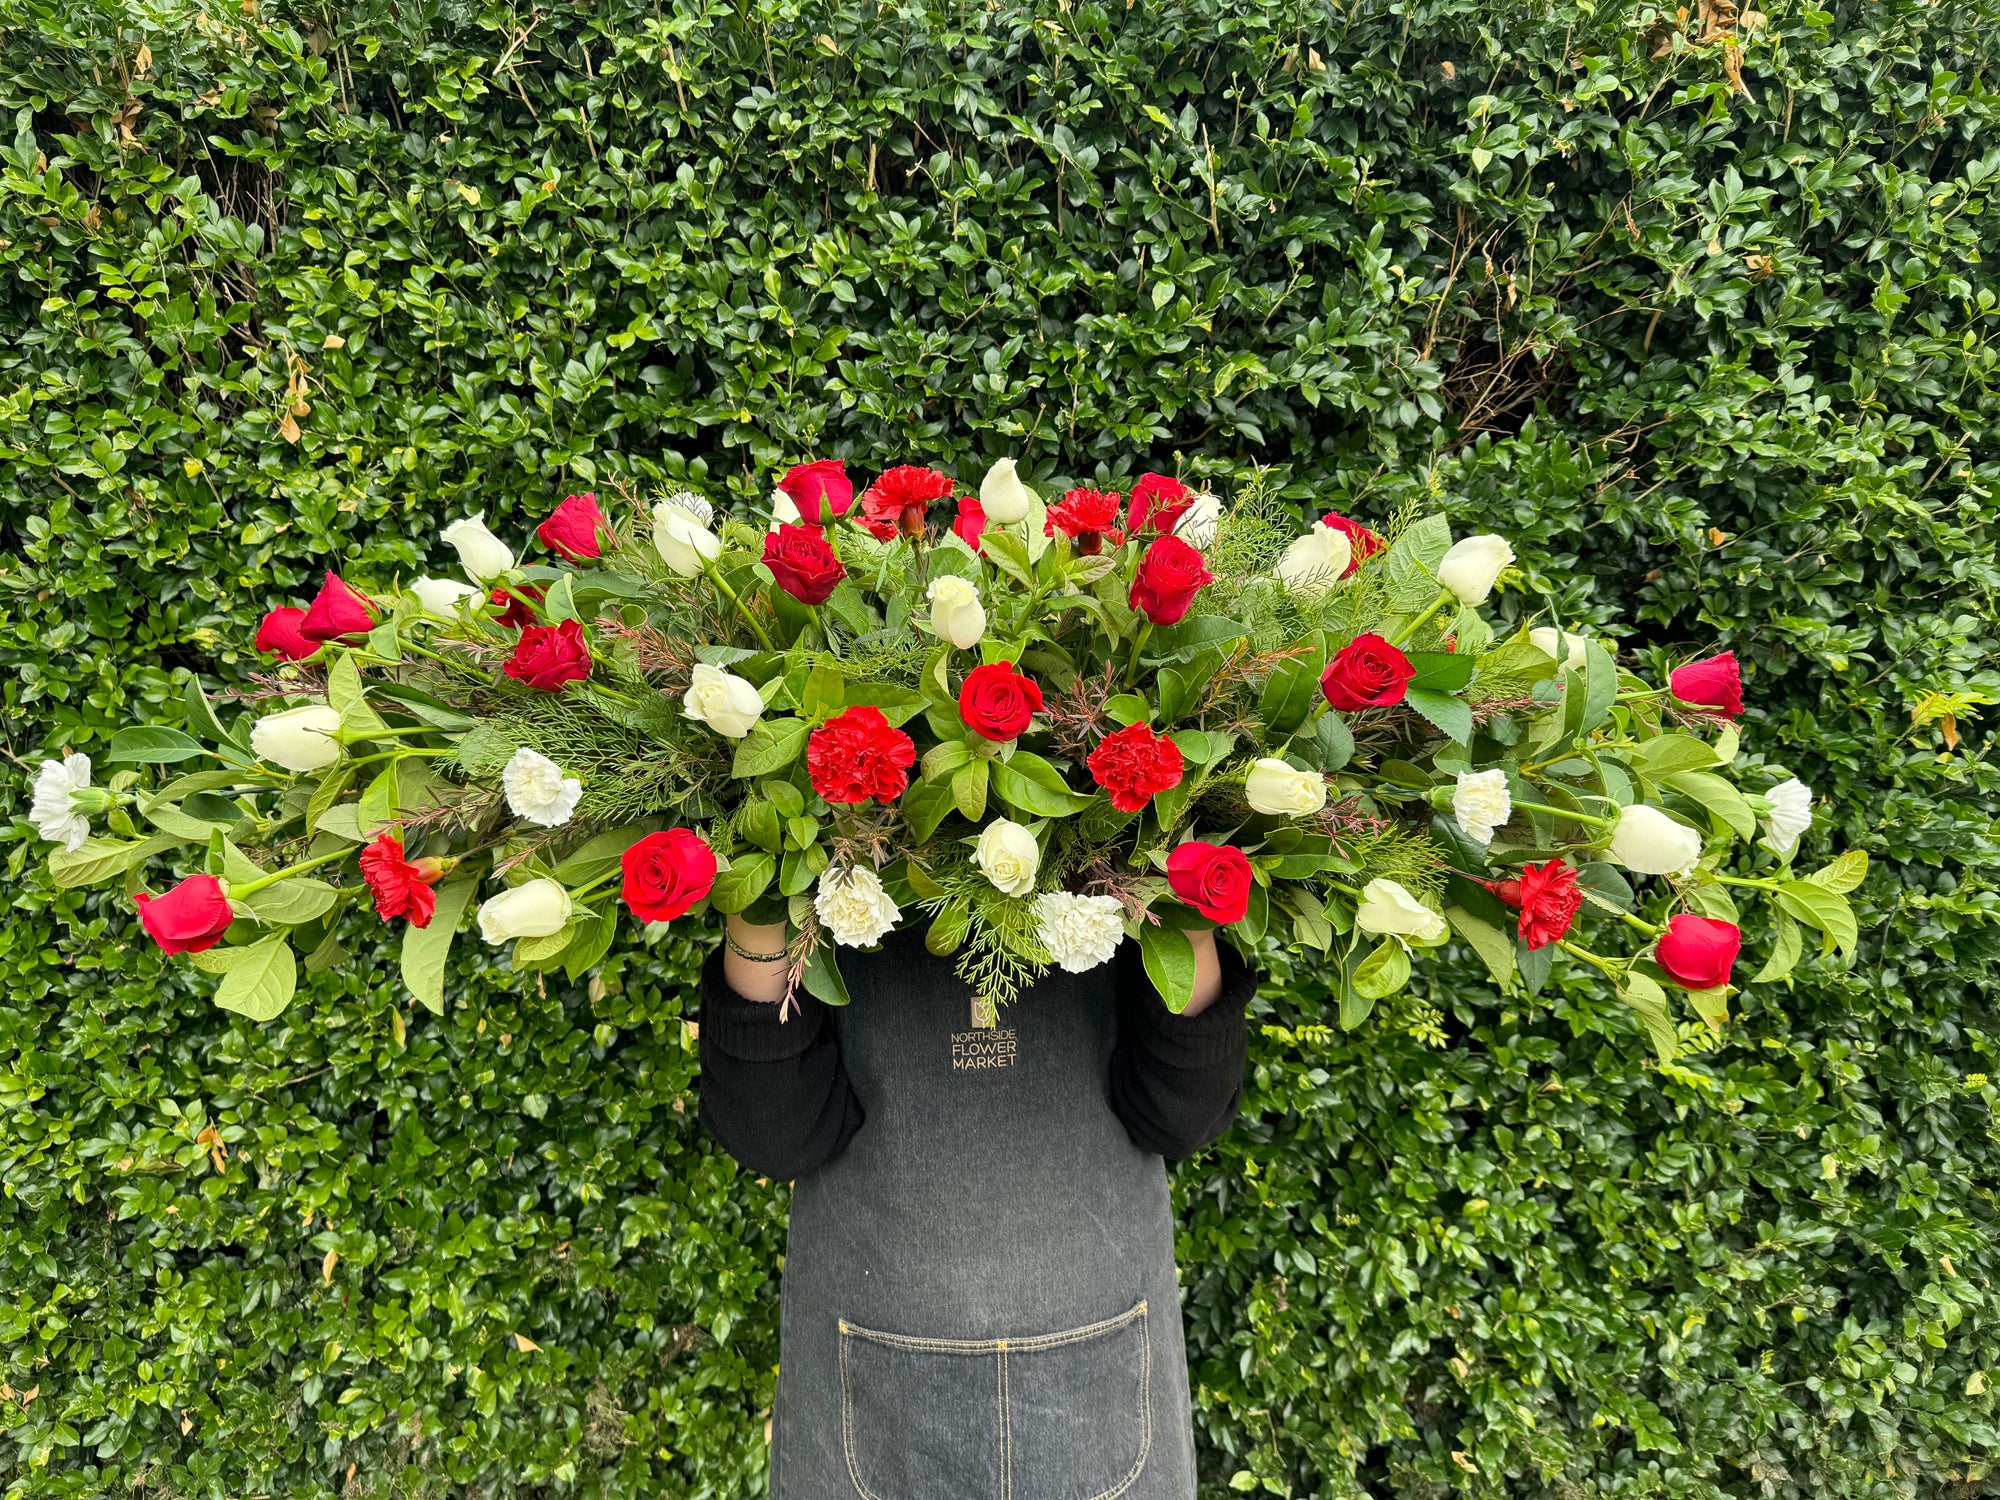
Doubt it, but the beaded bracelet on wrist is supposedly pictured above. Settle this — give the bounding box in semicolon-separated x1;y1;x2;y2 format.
726;932;790;963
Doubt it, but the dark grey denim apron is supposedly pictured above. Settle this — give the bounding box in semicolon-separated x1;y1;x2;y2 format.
769;934;1198;1499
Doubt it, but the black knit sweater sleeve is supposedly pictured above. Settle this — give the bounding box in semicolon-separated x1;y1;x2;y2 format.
1108;940;1255;1161
695;948;865;1180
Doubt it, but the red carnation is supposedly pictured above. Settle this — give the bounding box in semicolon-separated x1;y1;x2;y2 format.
538;492;610;561
358;832;440;927
1166;841;1254;924
621;828;718;923
952;496;987;553
1046;488;1124;555
1320;633;1416;712
763;524;847;606
133;874;235;954
807;705;916;805
1655;913;1742;990
1669;652;1743;717
1086;722;1184;813
1128;472;1194;535
299;572;378;642
1318;512;1384;578
1129;536;1214;626
255;607;318;660
779;459;855;525
491;584;545;629
1488;859;1582;952
504;618;591;691
860;465;956;540
959;661;1044;742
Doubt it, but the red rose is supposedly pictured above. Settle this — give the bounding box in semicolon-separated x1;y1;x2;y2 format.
779;459;854;525
1086;722;1184;812
1129;536;1214;626
952;496;987;553
358;832;439;927
1320;633;1416;711
621;828;719;923
958;661;1044;742
538;492;609;561
807;705;916;805
299;572;378;642
491;584;545;629
1046;488;1124;555
255;607;317;660
1127;472;1193;535
1669;652;1743;717
860;465;955;540
1318;512;1384;578
763;524;847;606
133;874;235;954
1489;859;1582;952
504;618;591;691
1655;913;1741;990
1166;841;1254;924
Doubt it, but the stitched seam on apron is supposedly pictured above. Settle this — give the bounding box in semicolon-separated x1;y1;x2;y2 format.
838;1326;891;1500
837;1298;1148;1355
998;1343;1010;1500
1083;1304;1153;1500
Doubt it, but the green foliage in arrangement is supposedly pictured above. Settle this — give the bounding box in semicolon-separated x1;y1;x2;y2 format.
2;0;1997;1494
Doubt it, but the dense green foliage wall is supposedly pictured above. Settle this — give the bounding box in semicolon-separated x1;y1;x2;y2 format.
4;0;2000;1494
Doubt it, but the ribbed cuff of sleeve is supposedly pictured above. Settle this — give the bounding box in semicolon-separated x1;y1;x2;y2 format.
1121;942;1256;1066
698;947;826;1063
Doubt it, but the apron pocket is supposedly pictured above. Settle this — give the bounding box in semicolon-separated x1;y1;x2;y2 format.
839;1301;1151;1500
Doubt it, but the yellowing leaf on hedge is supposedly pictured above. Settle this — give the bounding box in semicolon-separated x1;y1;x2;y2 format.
514;1332;541;1352
321;1249;338;1282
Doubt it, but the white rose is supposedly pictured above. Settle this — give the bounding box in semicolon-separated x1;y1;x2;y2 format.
1353;877;1448;943
770;487;802;530
682;662;765;739
1274;527;1352;598
1452;768;1513;846
1174;491;1222;549
652;502;721;577
1033;892;1126;974
979;457;1033;524
659;490;714;528
1763;777;1813;856
1437;533;1515;605
974;819;1041;897
1528;626;1589;671
1244;757;1328;817
1609;803;1703;876
501;746;583;828
814;864;901;947
411;577;481;615
249;702;343;773
477;878;573;943
440;512;516;583
30;752;93;851
926;576;987;650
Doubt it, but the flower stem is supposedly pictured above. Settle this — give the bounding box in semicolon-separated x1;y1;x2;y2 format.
1388;587;1455;648
1556;938;1622;977
1712;873;1779;891
699;557;777;652
1123;621;1154;686
228;847;353;900
1512;798;1617;830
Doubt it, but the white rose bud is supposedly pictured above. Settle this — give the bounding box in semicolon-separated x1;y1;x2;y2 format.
1609;803;1703;876
1175;491;1222;549
652;501;721;577
1452;768;1513;846
926;576;987;650
1244;757;1328;818
1033;892;1126;974
1437;533;1515;605
410;577;481;615
979;457;1033;524
440;512;516;583
974;818;1041;897
682;662;765;739
659;490;714;528
477;878;573;944
770;487;802;530
501;746;583;828
1274;527;1352;598
1353;877;1448;943
30;752;94;851
1763;777;1814;856
814;864;902;947
249;702;343;773
1528;626;1589;671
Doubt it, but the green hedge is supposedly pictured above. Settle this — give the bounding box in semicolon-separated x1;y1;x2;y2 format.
4;0;1998;1494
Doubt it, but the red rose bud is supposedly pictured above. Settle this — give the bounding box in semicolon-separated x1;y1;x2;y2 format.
299;571;379;642
1669;651;1743;717
1127;472;1194;535
255;607;318;660
537;492;609;561
952;496;987;553
762;524;847;605
1655;913;1741;990
1129;536;1215;626
134;874;235;954
621;828;719;923
490;584;545;629
860;465;956;541
1320;633;1416;711
779;458;855;524
958;661;1044;742
1318;512;1384;577
1487;859;1582;952
358;832;437;927
807;705;916;805
504;618;592;691
1165;840;1254;924
1086;722;1185;813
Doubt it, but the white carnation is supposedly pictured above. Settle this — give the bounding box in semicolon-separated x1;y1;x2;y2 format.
502;746;583;828
1033;892;1126;974
30;752;93;851
1452;768;1513;846
815;865;901;947
1763;777;1813;856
